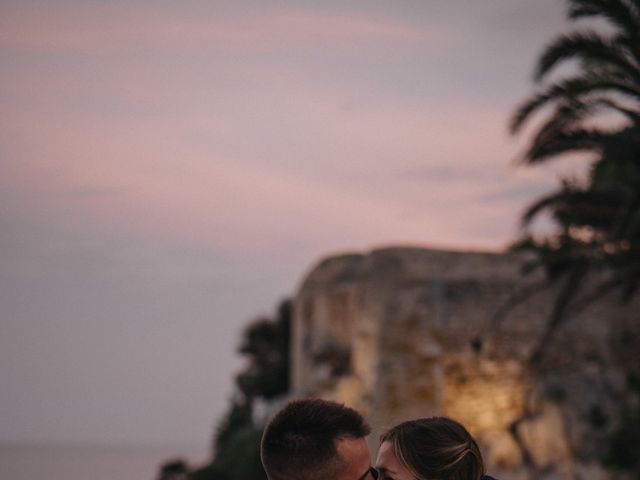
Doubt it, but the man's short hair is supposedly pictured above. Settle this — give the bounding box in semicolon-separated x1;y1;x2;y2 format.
260;398;370;480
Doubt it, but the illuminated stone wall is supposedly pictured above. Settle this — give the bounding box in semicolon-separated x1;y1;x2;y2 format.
291;247;639;480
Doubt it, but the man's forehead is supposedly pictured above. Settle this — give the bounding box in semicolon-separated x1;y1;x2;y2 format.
336;436;370;453
335;436;372;480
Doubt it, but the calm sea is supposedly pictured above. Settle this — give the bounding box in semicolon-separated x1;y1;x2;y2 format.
0;444;209;480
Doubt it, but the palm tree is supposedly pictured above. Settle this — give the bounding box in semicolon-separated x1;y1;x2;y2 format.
511;0;640;361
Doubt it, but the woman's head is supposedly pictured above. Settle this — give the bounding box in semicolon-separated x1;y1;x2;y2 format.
376;417;484;480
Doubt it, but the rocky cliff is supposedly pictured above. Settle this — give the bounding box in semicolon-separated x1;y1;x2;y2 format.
291;247;639;480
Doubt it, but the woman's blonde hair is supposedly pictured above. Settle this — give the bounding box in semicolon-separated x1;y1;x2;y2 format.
380;417;485;480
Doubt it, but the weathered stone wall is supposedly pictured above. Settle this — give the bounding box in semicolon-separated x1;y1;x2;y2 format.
291;247;639;480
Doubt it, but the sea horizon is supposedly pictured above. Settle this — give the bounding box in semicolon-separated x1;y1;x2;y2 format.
0;442;209;480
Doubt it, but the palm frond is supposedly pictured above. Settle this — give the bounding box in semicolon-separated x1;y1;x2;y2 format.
615;33;640;67
521;185;621;229
535;31;640;82
568;0;640;40
510;75;640;133
521;189;577;225
524;122;640;165
524;128;610;164
588;97;640;123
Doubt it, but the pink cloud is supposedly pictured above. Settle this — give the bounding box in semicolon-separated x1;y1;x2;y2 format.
0;2;445;54
1;91;534;259
1;1;563;260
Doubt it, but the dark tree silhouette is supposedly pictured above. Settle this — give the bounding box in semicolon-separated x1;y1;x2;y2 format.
183;299;291;480
157;459;190;480
235;300;291;402
511;0;640;361
507;1;640;472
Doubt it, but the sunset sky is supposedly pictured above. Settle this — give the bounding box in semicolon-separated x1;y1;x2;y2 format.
1;0;571;450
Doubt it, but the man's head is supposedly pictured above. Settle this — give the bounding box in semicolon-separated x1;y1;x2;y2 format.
260;399;374;480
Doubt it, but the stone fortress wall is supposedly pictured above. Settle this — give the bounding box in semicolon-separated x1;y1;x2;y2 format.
290;247;639;480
